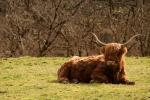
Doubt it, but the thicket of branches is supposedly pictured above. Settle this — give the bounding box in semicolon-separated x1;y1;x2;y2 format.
0;0;149;57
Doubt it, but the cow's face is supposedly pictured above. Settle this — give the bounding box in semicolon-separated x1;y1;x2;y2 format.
92;33;140;62
101;43;127;62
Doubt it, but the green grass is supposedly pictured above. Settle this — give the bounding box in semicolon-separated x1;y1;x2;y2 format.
0;57;150;100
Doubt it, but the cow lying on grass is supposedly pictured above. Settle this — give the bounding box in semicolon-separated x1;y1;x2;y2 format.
57;34;140;85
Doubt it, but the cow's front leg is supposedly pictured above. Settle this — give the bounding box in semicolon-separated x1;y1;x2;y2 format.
117;68;135;85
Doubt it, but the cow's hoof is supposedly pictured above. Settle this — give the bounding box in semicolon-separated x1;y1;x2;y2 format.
127;81;135;85
62;80;69;84
124;80;135;85
72;79;79;84
60;80;69;84
90;80;95;83
90;80;98;83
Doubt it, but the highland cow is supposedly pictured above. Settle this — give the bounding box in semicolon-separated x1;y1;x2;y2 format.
57;34;140;85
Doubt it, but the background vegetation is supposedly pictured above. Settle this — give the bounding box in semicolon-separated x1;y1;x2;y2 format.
0;0;150;57
0;57;150;100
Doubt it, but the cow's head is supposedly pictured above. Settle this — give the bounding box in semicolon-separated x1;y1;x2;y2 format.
92;33;140;62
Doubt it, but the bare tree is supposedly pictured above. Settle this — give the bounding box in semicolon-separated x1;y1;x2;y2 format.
0;0;150;57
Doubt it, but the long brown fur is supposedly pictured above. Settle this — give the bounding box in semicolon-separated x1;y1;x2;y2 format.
57;43;135;85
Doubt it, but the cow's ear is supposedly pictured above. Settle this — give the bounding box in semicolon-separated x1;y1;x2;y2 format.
100;46;105;54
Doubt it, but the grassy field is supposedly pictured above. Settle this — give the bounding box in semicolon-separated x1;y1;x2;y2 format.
0;57;150;100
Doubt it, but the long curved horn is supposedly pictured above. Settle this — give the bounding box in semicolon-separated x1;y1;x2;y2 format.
121;34;141;45
91;33;107;46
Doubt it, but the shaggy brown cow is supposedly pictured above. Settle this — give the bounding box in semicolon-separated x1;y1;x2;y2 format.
58;55;119;84
57;34;140;85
